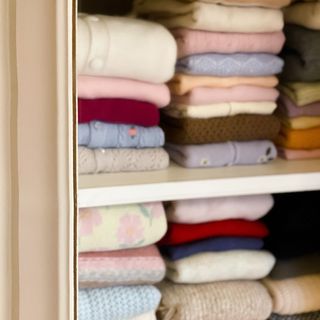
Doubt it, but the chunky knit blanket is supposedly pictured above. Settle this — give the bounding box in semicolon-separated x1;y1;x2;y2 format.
78;245;166;288
79;202;167;252
157;280;273;320
176;53;284;77
166;194;274;224
78;122;164;149
166;140;277;168
78;286;161;320
78;147;169;174
165;250;275;283
161;114;280;144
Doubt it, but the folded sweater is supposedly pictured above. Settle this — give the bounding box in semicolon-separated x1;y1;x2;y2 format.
279;82;320;106
78;147;169;174
173;86;279;105
78;76;170;107
78;122;164;149
278;95;320;118
164;101;277;118
159;219;269;245
166;194;274;224
166;140;277;168
278;147;320;160
176;53;284;77
280;116;320;130
276;126;320;150
161;237;264;261
165;250;275;283
77;14;176;83
269;312;320;320
79;286;161;320
78;98;159;126
161;113;281;144
134;1;284;33
79;202;167;252
263;274;320;315
284;2;320;30
172;29;285;58
170;74;279;95
130;312;157;320
157;280;273;320
78;245;165;288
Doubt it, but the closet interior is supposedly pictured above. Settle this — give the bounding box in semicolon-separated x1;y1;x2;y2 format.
76;0;320;319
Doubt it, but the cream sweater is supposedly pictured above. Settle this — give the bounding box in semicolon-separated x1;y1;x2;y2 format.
165;250;276;283
77;14;177;83
134;0;284;33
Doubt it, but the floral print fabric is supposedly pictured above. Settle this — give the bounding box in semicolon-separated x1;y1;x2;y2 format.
79;202;167;253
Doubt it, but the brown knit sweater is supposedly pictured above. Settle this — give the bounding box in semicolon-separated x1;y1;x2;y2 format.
161;114;280;144
157;280;272;320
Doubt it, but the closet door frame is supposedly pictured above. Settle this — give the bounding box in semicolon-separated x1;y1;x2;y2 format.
16;0;76;319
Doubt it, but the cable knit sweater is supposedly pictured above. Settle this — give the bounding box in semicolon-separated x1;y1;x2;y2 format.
157;280;273;320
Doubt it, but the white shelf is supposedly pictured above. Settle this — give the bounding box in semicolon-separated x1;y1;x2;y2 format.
78;158;320;207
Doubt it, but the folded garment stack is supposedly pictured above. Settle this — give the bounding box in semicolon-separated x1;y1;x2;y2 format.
156;195;276;319
77;14;177;174
78;202;168;320
134;0;286;168
263;191;320;319
277;2;320;160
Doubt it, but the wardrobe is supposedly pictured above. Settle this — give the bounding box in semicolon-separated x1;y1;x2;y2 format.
1;0;320;319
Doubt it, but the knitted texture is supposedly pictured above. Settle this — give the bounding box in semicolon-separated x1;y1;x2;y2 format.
78;286;161;320
165;250;275;283
166;140;277;168
170;74;279;95
78;122;164;149
176;53;284;77
159;219;269;245
269;312;320;320
157;280;273;320
78;147;169;174
161;114;280;144
166;194;274;224
263;274;320;315
78;245;166;288
172;29;285;58
79;202;167;252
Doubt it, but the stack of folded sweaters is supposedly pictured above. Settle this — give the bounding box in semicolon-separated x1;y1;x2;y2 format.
78;202;168;320
277;1;320;160
133;0;287;168
77;14;177;174
263;191;320;319
157;195;276;320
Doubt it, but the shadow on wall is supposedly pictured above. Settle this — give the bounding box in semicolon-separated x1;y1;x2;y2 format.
78;0;133;15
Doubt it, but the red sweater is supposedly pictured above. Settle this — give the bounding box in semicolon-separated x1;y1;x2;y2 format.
78;98;159;126
159;219;269;245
